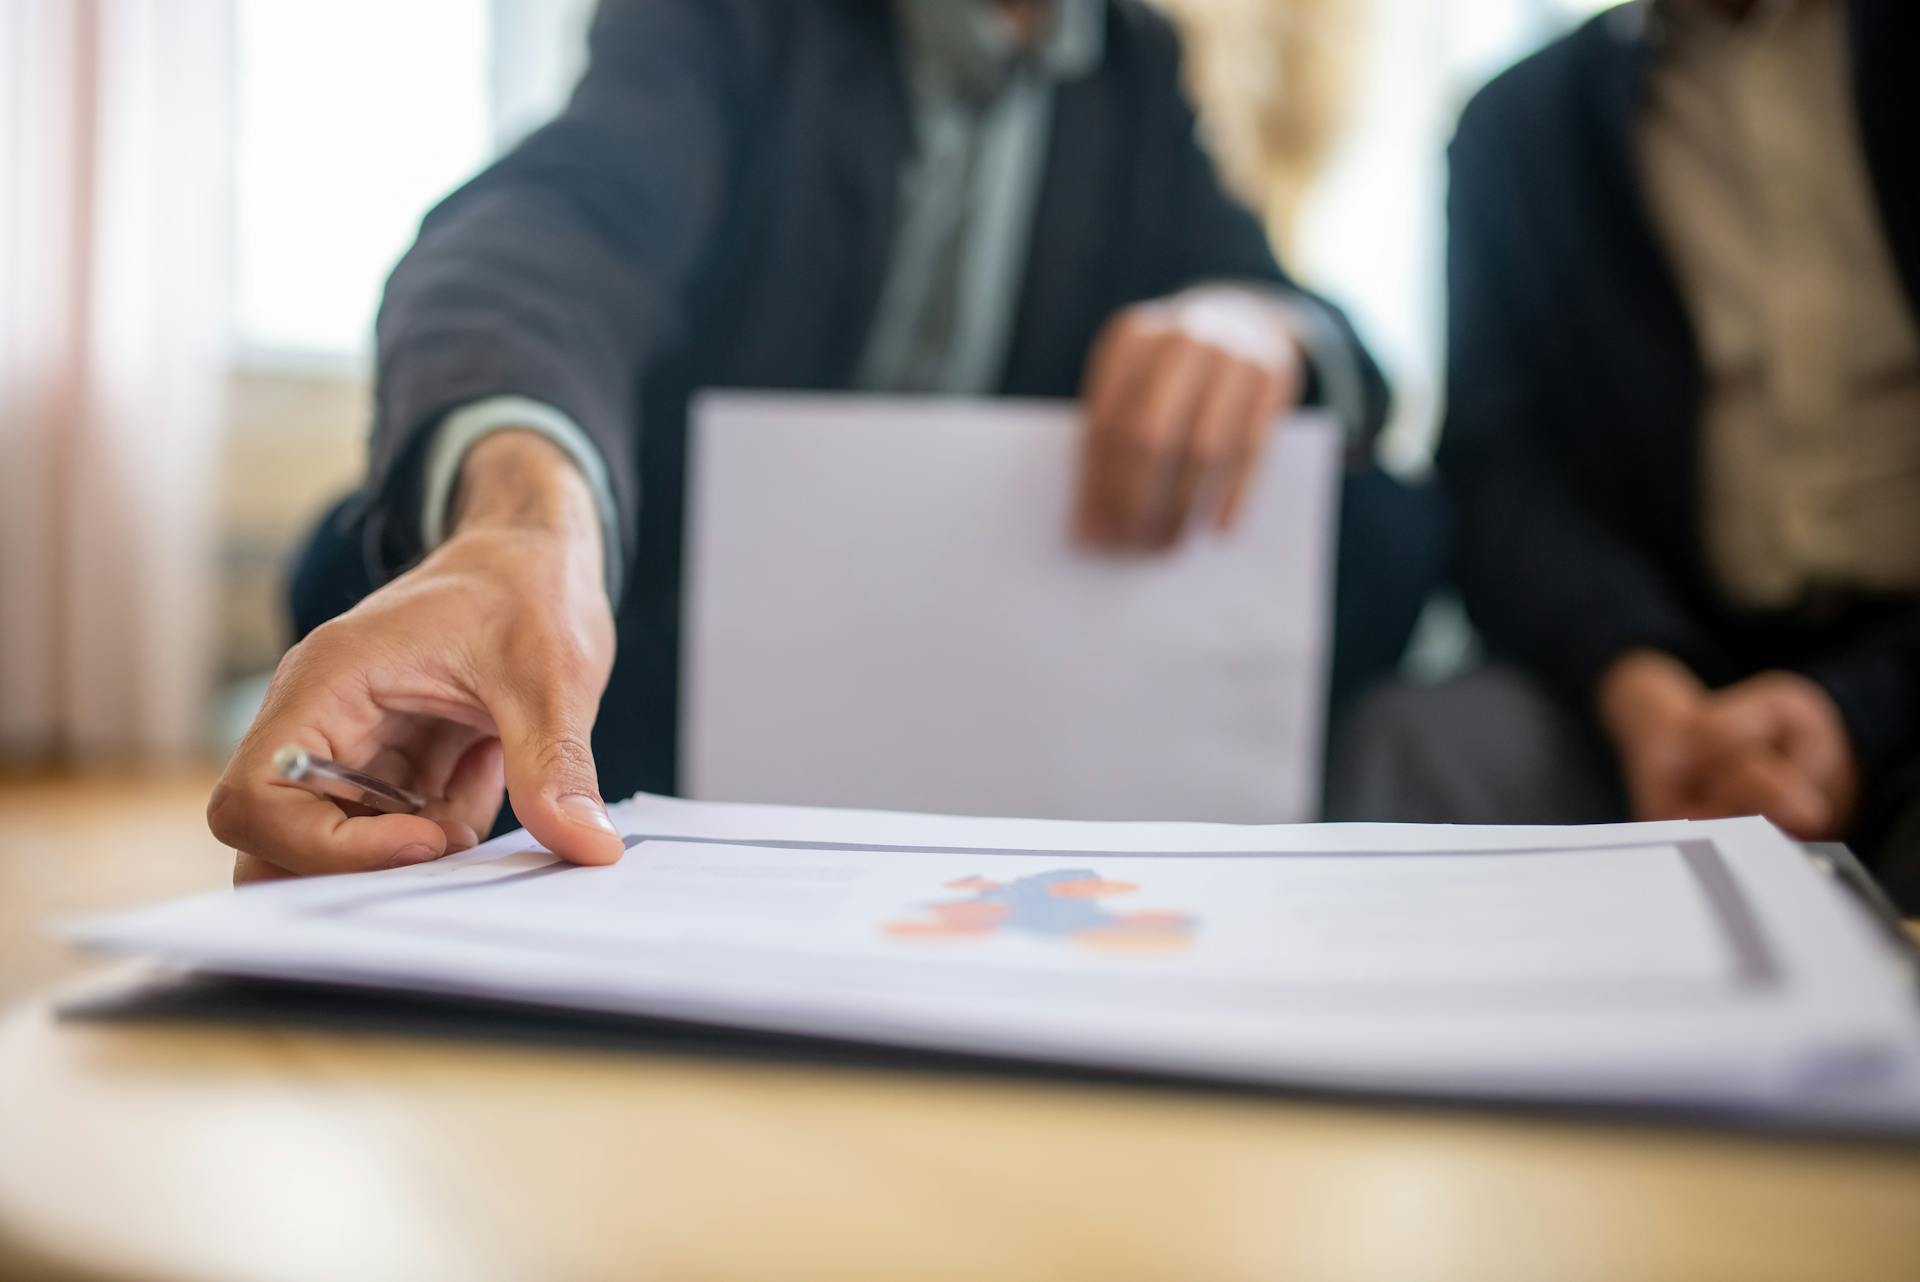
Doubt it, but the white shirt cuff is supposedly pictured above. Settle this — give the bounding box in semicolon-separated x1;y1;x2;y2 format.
419;395;624;597
1173;282;1372;451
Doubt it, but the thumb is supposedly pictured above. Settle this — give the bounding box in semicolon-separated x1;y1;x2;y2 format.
497;698;625;867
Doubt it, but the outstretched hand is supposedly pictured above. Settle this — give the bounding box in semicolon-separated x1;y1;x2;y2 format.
209;431;625;883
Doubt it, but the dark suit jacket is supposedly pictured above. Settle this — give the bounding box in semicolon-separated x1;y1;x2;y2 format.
1439;1;1920;800
362;0;1389;801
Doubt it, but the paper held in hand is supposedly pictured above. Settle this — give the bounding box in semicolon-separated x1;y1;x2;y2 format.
680;394;1342;823
69;796;1920;1128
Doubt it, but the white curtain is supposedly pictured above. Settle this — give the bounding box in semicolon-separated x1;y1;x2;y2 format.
0;0;231;761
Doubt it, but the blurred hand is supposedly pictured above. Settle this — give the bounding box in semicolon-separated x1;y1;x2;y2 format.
1690;671;1859;840
1076;285;1305;551
209;431;625;884
1598;649;1713;821
1598;652;1859;839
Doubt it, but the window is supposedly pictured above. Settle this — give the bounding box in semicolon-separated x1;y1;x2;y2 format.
230;0;591;367
1292;0;1620;463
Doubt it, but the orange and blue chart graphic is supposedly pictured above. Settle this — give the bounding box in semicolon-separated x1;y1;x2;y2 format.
883;868;1197;952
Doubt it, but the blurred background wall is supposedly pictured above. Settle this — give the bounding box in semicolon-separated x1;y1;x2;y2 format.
0;0;1610;772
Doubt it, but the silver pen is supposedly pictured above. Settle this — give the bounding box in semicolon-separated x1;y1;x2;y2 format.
273;744;426;815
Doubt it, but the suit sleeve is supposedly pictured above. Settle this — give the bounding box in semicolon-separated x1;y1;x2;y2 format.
1437;101;1728;710
364;0;760;591
1805;614;1920;779
1136;14;1391;446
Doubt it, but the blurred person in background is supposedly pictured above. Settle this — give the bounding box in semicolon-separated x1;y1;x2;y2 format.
211;0;1432;881
1329;0;1920;908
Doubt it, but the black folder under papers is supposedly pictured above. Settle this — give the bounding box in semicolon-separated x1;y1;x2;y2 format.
66;795;1920;1132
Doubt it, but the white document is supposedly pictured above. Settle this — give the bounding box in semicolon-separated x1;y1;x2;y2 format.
681;394;1341;823
69;799;1920;1124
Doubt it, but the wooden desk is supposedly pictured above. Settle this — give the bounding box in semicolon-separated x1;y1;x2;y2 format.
1;970;1917;1282
2;775;1916;1282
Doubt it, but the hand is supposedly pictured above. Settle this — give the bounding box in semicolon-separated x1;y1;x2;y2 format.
1075;285;1305;551
1597;649;1713;821
209;431;625;883
1598;653;1861;838
1690;671;1859;840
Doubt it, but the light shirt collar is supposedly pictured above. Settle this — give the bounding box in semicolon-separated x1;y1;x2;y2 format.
893;0;1105;104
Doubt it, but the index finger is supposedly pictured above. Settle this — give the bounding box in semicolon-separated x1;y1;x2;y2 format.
1217;365;1293;531
1111;338;1215;544
1154;360;1257;547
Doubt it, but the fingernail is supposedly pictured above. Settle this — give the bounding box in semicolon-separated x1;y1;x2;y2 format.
393;843;440;866
558;793;617;833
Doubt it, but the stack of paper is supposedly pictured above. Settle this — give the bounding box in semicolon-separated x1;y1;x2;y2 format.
69;797;1920;1125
